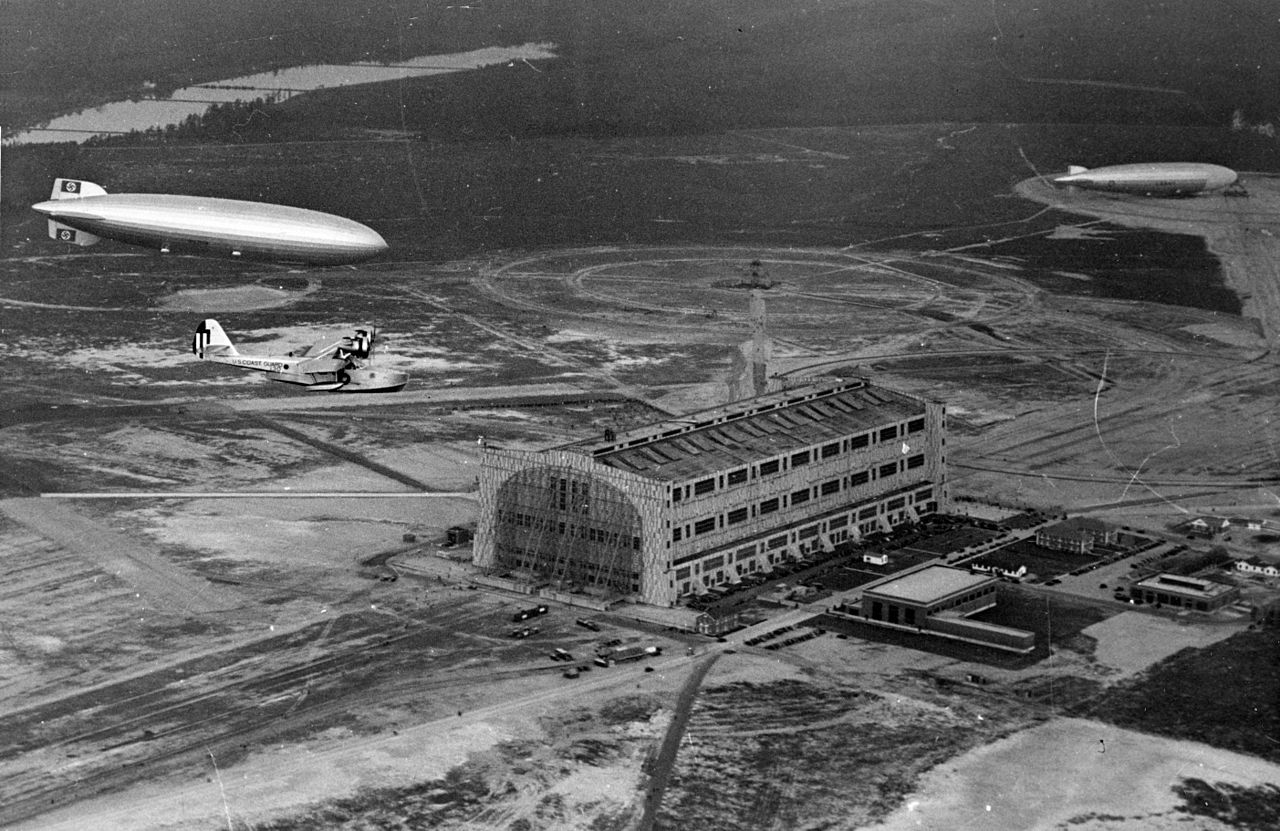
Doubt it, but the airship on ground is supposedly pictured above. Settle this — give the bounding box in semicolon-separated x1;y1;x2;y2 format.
1050;162;1239;197
31;178;387;265
191;319;409;392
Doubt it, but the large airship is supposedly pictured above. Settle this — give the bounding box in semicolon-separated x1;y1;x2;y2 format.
1050;162;1238;197
31;178;387;265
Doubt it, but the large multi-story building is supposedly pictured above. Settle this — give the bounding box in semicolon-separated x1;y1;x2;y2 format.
474;378;949;607
1035;517;1116;555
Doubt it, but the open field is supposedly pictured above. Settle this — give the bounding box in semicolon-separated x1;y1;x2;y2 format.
1075;628;1280;764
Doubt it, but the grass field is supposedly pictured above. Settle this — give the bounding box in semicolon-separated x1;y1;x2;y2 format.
1074;628;1280;764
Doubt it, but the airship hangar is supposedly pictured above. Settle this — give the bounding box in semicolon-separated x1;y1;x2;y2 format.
477;378;946;607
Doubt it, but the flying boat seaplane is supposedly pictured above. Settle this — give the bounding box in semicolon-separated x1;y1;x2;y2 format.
191;319;409;392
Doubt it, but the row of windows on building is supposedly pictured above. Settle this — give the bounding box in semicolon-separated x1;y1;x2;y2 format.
497;510;642;550
670;487;937;594
867;584;995;626
669;417;928;504
926;585;996;616
1130;589;1221;612
552;477;591;514
670;455;928;543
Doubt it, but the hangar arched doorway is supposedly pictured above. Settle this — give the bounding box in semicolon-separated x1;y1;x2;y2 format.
492;466;643;596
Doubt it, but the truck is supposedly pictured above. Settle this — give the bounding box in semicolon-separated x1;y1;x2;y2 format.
593;644;662;667
512;604;549;623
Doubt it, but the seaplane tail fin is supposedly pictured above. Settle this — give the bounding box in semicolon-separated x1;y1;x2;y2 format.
192;319;239;359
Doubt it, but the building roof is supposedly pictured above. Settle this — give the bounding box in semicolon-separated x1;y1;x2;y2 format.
1039;517;1111;540
864;565;995;604
562;379;926;482
1134;573;1235;599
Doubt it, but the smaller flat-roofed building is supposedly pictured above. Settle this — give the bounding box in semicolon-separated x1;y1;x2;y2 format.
1129;573;1240;612
859;565;1034;652
862;565;997;627
1035;517;1116;555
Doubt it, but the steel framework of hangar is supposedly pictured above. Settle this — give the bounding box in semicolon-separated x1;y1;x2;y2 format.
474;378;949;607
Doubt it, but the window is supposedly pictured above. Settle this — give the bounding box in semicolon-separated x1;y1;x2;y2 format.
703;555;724;570
727;507;748;525
759;459;780;476
727;468;748;486
907;454;925;469
694;517;717;535
850;471;869;486
887;497;905;511
791;488;810;505
759;498;779;515
768;535;788;550
829;515;848;529
694;478;715;495
915;487;933;501
880;425;898;442
858;507;878;521
736;546;755;561
673;527;683;542
570;480;590;515
822;442;840;459
821;479;841;496
879;462;898;479
799;525;819;540
791;450;811;467
672;487;682;503
850;433;869;450
676;566;691;579
908;417;925;433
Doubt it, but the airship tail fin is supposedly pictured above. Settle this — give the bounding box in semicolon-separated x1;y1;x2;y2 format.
49;178;108;200
1066;165;1089;175
47;220;100;246
192;319;239;359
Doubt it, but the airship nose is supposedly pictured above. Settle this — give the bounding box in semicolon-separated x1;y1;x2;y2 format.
31;200;57;217
360;227;389;254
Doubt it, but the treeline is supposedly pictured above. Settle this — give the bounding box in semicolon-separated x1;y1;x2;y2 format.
84;96;288;146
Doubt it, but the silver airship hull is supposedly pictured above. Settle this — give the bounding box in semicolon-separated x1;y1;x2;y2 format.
1051;163;1238;197
32;188;387;265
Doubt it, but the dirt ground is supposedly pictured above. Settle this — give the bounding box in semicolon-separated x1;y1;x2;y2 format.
865;717;1280;831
